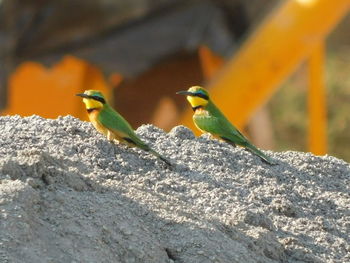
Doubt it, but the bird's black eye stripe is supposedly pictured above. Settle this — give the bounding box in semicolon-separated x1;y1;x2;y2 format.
195;93;209;100
91;95;106;104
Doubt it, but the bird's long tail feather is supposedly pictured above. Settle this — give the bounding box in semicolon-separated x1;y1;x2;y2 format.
246;143;275;165
149;149;172;167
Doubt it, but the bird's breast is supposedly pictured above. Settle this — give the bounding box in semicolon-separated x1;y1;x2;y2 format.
88;110;109;137
193;109;211;134
194;108;209;116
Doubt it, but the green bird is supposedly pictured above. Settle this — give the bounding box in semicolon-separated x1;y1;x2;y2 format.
177;86;275;164
76;90;171;166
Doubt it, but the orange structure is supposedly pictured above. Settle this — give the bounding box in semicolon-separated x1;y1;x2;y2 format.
198;46;224;79
1;56;112;120
180;0;350;155
308;42;327;154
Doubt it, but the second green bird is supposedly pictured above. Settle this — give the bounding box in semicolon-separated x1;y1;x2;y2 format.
77;90;171;166
177;86;275;164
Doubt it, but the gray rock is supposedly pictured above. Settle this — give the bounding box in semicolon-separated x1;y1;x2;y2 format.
0;115;349;263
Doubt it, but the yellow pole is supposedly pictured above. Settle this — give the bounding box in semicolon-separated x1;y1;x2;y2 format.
308;42;327;155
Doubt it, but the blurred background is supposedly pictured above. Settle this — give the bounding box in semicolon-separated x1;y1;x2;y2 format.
0;0;349;161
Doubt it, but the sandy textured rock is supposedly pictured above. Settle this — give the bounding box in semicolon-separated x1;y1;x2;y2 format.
0;115;349;263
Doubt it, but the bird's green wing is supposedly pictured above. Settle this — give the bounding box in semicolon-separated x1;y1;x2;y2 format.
194;106;275;164
194;113;248;146
98;106;172;166
98;106;148;148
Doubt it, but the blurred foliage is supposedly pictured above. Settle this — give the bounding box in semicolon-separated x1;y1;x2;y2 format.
269;48;350;162
326;50;350;161
269;65;307;153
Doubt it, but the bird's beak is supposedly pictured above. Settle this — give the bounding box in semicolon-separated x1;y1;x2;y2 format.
176;91;194;96
76;93;90;99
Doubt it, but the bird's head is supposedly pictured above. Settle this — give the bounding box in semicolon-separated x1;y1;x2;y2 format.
176;86;210;109
76;90;106;110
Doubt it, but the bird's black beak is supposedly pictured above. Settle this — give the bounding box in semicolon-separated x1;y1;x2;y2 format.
76;93;90;99
176;91;194;96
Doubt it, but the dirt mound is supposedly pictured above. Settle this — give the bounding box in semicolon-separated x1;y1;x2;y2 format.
0;115;349;263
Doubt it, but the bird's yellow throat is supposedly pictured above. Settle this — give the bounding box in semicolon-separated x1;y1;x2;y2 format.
83;98;104;110
186;96;208;108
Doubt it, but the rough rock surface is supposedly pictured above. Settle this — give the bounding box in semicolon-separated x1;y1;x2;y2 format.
0;115;349;263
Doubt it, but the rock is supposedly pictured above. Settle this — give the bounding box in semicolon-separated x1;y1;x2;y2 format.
0;115;349;262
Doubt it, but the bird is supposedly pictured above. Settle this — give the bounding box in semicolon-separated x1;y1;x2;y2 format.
177;86;275;164
76;90;171;166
